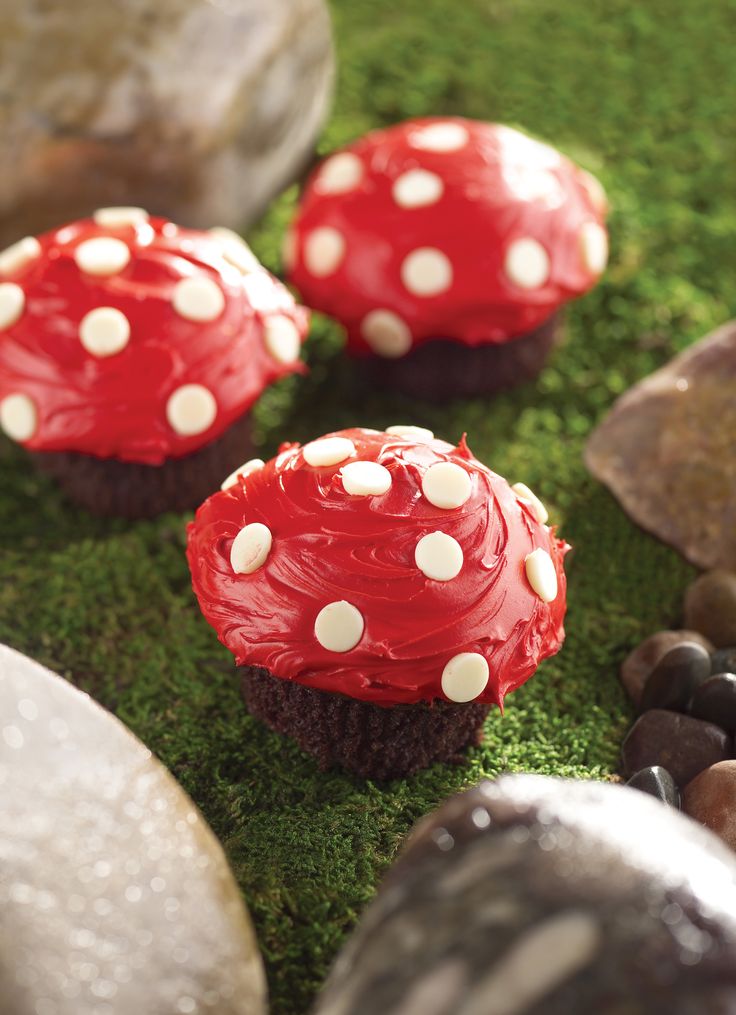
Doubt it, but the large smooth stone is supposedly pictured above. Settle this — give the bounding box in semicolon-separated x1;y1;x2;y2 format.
0;0;333;245
585;320;736;570
0;643;266;1015
683;571;736;648
620;629;713;706
313;775;736;1015
683;761;736;850
622;708;731;787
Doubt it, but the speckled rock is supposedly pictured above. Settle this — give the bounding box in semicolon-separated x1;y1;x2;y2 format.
620;630;713;706
622;709;732;787
0;0;333;245
0;643;266;1015
683;761;736;851
585;320;736;570
639;641;711;713
684;571;736;648
313;775;736;1015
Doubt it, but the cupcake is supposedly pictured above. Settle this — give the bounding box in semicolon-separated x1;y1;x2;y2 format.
0;209;309;517
285;118;608;401
186;426;569;780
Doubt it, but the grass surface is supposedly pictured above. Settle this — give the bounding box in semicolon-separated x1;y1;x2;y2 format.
1;0;735;1010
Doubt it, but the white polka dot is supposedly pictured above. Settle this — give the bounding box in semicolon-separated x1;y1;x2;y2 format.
17;698;38;721
361;309;412;358
303;436;355;467
0;237;41;276
580;222;608;274
525;548;558;603
166;384;217;436
579;170;608;214
264;315;301;364
0;283;25;329
341;461;392;496
504;238;550;290
409;122;469;153
314;601;364;653
172;276;225;322
282;230;297;271
315;152;364;194
422;461;472;509
230;522;272;574
75;237;131;276
221;458;265;491
415;531;463;581
79;307;130;358
208;227;260;273
2;724;24;749
441;652;489;702
304;227;345;277
93;207;149;228
401;247;453;297
386;425;435;441
511;482;549;525
0;393;37;442
393;169;444;209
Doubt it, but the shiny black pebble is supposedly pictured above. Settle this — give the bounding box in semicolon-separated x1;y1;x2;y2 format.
627;765;680;808
711;647;736;675
690;673;736;733
639;641;711;714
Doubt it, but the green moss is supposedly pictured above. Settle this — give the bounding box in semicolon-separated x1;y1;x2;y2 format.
1;0;733;1010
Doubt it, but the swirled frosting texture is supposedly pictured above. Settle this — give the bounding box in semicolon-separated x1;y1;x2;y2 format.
288;118;607;356
0;216;309;463
186;428;569;706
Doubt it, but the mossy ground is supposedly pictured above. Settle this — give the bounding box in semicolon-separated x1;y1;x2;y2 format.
1;0;735;1010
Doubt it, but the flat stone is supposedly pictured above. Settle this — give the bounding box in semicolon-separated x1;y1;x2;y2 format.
620;629;713;706
0;0;333;245
0;643;266;1015
684;571;736;648
585;320;736;570
683;761;736;851
313;775;736;1015
622;709;732;787
626;766;680;808
690;673;736;733
638;641;711;714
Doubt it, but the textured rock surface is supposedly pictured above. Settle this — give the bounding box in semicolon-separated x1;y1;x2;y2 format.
621;709;731;787
585;320;736;570
620;630;713;706
0;643;267;1015
313;775;736;1015
0;0;333;245
683;761;736;850
684;571;736;648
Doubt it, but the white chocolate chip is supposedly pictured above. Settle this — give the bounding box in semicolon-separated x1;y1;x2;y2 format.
401;247;453;297
93;207;149;228
386;425;435;441
525;547;558;602
393;169;444;209
504;238;550;290
579;170;608;214
511;482;549;525
304;227;346;277
0;237;41;276
0;393;38;442
315;152;364;194
221;458;265;491
361;309;412;358
75;237;131;276
303;436;355;468
314;601;364;653
166;384;217;436
0;284;25;329
208;227;261;274
341;461;392;496
230;522;272;575
79;307;130;358
172;276;226;322
415;531;463;581
580;222;608;275
264;315;301;364
441;652;489;702
422;461;472;509
409;122;469;152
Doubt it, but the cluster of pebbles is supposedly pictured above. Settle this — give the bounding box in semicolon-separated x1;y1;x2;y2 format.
620;569;736;849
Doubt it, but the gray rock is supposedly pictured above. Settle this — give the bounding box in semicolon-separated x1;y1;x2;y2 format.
0;643;266;1015
620;629;713;706
0;0;333;246
313;775;736;1015
585;320;736;570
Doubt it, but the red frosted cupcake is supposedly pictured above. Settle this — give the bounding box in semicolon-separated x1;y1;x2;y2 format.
187;426;569;779
0;209;309;517
286;118;607;400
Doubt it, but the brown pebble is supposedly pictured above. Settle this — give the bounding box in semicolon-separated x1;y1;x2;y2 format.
620;630;714;706
622;709;732;787
684;570;736;648
683;761;736;850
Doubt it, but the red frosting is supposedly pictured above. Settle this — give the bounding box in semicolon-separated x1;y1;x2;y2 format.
186;427;569;707
287;118;607;358
0;213;309;464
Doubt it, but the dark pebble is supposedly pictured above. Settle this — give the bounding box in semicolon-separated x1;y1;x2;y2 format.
626;766;680;808
622;709;732;787
711;646;736;675
690;673;736;733
639;642;711;714
619;629;713;706
684;570;736;648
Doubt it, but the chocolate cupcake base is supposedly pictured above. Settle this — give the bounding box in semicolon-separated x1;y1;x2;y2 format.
31;413;255;519
241;665;491;781
365;313;560;402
